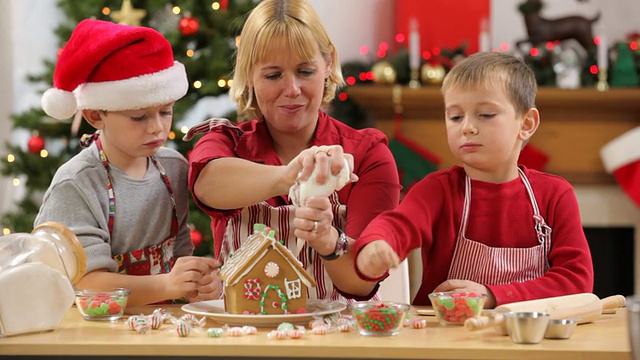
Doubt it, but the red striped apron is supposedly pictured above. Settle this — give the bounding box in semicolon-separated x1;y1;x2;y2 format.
447;168;551;284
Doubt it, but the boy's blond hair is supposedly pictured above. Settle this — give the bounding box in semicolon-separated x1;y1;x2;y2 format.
441;52;537;115
229;0;345;120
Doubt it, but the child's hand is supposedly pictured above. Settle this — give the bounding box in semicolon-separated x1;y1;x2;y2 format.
356;240;400;279
167;256;220;300
433;279;497;309
186;268;223;302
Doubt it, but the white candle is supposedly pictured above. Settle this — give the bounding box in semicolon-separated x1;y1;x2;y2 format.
597;33;608;70
479;17;490;52
409;17;420;71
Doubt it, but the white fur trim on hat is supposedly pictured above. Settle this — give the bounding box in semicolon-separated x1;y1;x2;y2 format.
42;88;79;120
75;61;188;112
600;126;640;173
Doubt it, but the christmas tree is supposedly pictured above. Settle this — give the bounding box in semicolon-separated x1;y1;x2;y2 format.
0;0;259;256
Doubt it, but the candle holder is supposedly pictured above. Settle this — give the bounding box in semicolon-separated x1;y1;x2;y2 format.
596;69;609;92
409;69;421;89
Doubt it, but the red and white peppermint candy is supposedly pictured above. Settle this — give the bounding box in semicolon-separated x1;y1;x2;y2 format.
176;321;191;337
264;262;280;278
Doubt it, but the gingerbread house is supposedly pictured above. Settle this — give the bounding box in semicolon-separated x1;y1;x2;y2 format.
219;224;317;315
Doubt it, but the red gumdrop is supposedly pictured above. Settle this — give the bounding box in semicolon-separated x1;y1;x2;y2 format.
108;301;122;314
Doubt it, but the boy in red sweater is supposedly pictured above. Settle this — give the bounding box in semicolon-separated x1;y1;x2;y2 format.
353;52;594;308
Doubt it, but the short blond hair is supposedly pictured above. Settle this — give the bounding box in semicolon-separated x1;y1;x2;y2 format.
230;0;344;120
441;52;537;115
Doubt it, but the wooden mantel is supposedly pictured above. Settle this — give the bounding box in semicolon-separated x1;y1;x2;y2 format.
347;85;640;184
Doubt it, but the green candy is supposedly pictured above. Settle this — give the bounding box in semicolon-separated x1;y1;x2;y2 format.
440;296;455;310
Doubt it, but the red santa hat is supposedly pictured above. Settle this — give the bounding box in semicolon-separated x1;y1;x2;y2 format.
600;127;640;208
41;19;188;120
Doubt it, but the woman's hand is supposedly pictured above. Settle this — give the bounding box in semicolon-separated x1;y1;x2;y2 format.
292;195;336;256
285;145;358;186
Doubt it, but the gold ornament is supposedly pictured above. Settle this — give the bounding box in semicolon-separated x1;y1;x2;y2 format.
371;61;397;85
420;63;446;86
111;0;147;26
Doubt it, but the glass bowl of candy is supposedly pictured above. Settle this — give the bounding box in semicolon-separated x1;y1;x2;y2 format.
429;291;487;326
349;301;410;336
75;288;130;321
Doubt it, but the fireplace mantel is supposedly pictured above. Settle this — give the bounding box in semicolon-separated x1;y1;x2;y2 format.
347;86;640;184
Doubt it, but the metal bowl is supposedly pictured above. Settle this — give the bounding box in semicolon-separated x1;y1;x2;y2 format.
628;295;640;360
504;311;550;344
544;318;579;339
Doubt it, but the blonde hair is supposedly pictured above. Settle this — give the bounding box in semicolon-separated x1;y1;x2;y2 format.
441;52;537;115
230;0;344;120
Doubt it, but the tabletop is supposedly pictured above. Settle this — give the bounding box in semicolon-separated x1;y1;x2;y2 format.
0;304;632;360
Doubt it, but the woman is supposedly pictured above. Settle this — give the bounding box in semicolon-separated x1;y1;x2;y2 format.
187;0;401;301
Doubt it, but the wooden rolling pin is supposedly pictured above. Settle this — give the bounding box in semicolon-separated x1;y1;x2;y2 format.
464;293;626;332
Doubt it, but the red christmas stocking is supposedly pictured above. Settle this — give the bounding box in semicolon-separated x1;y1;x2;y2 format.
518;144;549;171
600;127;640;208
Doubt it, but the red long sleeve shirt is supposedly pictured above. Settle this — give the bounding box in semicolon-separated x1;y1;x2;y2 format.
354;166;594;306
189;110;402;258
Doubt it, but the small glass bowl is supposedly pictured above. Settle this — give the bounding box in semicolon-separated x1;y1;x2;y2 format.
429;291;487;325
75;288;130;321
349;301;410;336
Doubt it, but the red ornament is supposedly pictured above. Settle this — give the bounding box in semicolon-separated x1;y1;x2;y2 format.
28;133;45;154
179;16;199;36
220;0;228;11
190;228;203;248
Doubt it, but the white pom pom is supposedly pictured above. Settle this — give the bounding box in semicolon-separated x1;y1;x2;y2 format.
41;88;78;120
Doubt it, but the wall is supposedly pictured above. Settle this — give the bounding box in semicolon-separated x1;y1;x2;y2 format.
0;1;14;215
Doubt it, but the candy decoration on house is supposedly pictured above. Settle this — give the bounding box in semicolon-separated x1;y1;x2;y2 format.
219;223;316;315
27;132;45;155
515;0;600;54
600;127;640;208
110;0;147;26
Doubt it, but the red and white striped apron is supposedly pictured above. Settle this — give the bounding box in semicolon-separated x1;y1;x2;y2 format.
447;168;551;285
219;194;350;301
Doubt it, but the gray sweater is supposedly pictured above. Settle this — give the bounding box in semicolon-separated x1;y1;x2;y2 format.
34;145;193;274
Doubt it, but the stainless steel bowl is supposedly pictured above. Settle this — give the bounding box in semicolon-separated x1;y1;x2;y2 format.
628;295;640;360
544;318;579;339
504;311;550;344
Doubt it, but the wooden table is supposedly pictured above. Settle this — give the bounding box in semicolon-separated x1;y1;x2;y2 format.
0;305;632;359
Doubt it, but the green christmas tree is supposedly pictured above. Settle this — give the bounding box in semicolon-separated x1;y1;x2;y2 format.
0;0;258;256
610;42;639;87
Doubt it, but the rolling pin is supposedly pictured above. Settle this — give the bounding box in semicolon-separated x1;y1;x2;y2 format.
464;293;626;332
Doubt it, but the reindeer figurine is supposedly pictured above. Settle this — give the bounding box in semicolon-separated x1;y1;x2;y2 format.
516;0;600;54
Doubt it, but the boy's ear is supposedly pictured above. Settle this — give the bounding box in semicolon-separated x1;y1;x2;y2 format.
519;107;540;141
81;109;104;130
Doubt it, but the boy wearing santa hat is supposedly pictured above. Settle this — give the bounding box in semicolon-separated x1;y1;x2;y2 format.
35;19;220;307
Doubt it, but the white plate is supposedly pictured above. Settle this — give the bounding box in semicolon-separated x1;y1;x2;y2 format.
181;299;347;327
